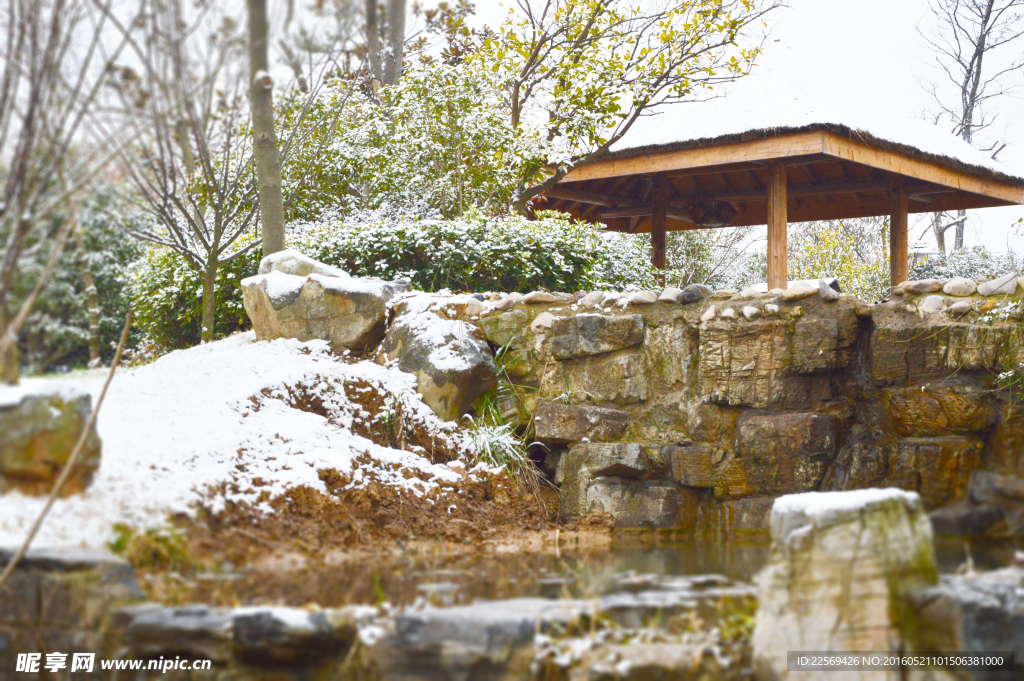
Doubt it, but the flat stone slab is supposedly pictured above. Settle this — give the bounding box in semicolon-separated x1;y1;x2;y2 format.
533;401;629;444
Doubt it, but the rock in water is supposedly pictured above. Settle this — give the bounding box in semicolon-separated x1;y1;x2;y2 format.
752;489;939;679
242;270;409;351
0;384;102;495
942;277;977;297
379;313;497;422
977;273;1018;296
678;284;711;305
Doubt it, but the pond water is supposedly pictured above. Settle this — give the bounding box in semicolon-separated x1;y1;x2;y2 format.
183;535;1015;610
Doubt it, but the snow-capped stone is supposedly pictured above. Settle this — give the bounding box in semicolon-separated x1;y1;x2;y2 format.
508;292;526;303
942;277;977;297
818;279;840;302
490;297;515;312
918;295;945;314
720;307;736;319
898;279;942;294
464;298;485;317
752;489;937;679
530;312;555;334
380;306;497;422
580;291;604;308
627;290;658;305
781;283;815;301
742;305;760;319
977;273;1018;296
524;291;557;304
658;287;683;303
242;271;409;351
601;291;621;305
257;249;349;279
700;305;716;322
764;303;780;316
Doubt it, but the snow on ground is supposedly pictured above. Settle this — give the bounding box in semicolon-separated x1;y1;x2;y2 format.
0;332;475;550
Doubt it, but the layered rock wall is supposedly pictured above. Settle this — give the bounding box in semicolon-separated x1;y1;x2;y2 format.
242;252;1024;537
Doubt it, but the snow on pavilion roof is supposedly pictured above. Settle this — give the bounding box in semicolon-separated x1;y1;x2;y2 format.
607;47;1024;186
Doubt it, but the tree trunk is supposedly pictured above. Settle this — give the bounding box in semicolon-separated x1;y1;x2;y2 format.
953;208;966;250
932;211;946;256
0;306;17;385
72;221;101;366
247;0;286;258
201;261;218;344
383;0;405;87
366;0;381;93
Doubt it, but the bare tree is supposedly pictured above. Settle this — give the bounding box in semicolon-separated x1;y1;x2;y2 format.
0;0;141;383
366;0;382;90
920;0;1024;251
248;0;287;257
106;0;358;343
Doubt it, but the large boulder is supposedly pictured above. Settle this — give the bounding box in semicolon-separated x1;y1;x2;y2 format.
752;489;939;680
0;383;101;495
241;253;409;351
379;309;497;422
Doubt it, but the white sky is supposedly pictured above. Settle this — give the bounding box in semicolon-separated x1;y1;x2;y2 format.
468;0;1024;253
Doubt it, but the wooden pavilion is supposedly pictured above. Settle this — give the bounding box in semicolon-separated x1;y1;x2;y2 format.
539;124;1024;290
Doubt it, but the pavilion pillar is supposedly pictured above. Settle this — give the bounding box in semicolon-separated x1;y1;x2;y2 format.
767;163;788;290
890;182;909;288
651;173;668;277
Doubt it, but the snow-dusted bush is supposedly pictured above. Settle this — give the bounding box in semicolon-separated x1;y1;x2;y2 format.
128;240;261;351
910;245;1022;281
11;192;140;372
327;61;534;219
295;209;659;293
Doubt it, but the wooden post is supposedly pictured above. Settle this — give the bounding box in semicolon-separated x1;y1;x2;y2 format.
767;163;788;290
890;181;909;288
651;174;668;277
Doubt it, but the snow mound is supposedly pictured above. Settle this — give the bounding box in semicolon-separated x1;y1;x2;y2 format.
0;332;480;550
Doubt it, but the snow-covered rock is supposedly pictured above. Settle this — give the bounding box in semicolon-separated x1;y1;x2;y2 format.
379;297;498;422
0;382;101;496
242;270;409;351
752;489;938;680
257;249;350;279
